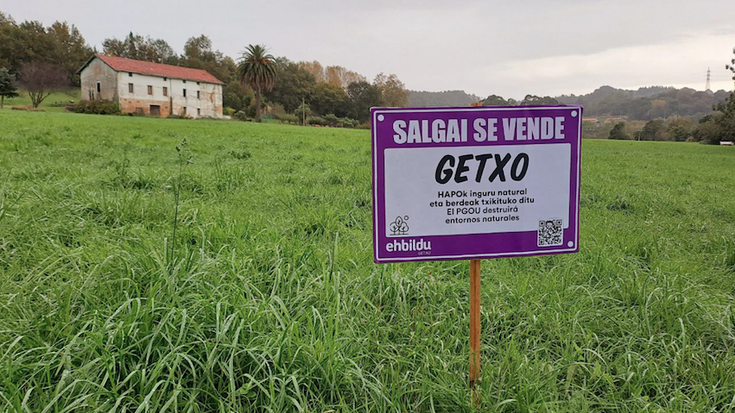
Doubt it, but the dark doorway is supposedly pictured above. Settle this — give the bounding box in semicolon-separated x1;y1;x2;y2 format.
150;105;161;117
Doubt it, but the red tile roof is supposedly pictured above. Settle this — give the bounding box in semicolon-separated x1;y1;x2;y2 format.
89;54;223;85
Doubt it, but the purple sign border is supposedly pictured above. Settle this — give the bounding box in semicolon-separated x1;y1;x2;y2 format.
371;105;582;264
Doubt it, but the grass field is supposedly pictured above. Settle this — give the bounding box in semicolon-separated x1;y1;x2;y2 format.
1;90;81;112
1;110;734;412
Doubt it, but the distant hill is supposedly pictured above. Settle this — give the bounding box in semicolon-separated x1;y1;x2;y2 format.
556;86;729;120
408;90;482;107
409;85;730;121
556;85;676;106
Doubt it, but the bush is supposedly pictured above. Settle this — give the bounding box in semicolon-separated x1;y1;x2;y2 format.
307;116;327;126
223;92;243;111
666;117;694;142
640;118;666;141
317;114;360;128
275;113;299;124
233;111;251;122
245;104;256;119
322;114;339;126
339;117;359;128
168;114;192;120
608;122;629;140
294;102;312;119
223;107;236;116
692;116;725;144
269;103;287;117
68;100;121;115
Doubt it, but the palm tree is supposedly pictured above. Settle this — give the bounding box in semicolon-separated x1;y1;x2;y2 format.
238;44;276;121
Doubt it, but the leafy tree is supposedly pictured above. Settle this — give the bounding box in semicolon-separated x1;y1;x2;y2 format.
17;21;56;64
102;32;176;64
346;81;381;122
224;92;243;111
265;58;315;113
238;44;276;121
223;80;253;111
692;115;726;144
373;73;409;107
19;62;68;108
0;15;92;84
294;102;312;125
709;92;735;142
325;65;366;89
715;92;735;141
608;122;629;140
0;67;19;108
640;118;666;141
692;48;735;144
482;94;508;106
408;90;482;107
181;35;235;84
692;93;735;145
46;22;93;85
298;61;327;83
665;117;694;142
183;35;217;62
309;82;347;116
0;13;21;71
520;95;559;105
726;46;735;89
145;38;177;65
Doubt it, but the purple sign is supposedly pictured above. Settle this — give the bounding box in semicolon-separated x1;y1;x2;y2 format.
371;105;582;263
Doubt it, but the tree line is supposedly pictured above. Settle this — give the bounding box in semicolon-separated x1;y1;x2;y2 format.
604;91;735;144
557;85;730;121
407;90;482;107
0;11;409;124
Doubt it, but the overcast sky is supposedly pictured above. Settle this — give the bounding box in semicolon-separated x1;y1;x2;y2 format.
3;0;734;99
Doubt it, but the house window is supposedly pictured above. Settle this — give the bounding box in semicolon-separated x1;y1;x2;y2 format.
196;91;200;99
183;89;187;97
147;85;153;95
197;108;201;116
128;83;134;93
163;87;168;97
196;82;200;85
163;77;167;81
128;72;133;77
96;82;101;93
183;80;186;84
183;107;187;116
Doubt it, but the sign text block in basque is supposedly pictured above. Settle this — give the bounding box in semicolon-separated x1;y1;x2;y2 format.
371;105;582;263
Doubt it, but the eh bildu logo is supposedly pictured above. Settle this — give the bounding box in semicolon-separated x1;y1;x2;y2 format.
387;215;431;253
386;238;432;252
390;215;409;235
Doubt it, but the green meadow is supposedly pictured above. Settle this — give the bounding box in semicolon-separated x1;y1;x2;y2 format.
1;90;80;112
0;110;734;412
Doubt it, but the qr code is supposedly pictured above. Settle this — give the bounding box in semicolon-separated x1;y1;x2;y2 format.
538;219;563;246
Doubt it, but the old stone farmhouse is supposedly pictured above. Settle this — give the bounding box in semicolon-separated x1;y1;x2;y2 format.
78;55;224;118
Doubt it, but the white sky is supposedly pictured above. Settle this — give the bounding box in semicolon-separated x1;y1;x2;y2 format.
2;0;734;99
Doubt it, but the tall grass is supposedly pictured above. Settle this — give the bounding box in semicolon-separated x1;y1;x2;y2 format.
0;111;734;412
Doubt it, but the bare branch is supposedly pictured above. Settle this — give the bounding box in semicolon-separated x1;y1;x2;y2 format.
19;62;69;108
